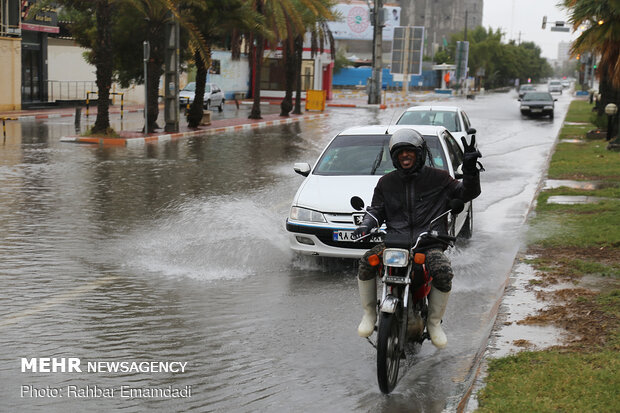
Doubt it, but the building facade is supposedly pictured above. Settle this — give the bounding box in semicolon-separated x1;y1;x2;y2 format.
397;0;483;57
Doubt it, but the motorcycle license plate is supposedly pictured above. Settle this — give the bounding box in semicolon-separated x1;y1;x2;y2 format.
384;275;408;284
333;230;382;243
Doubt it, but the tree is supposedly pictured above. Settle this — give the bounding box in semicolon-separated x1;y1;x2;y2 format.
183;0;264;128
444;27;552;90
247;0;334;120
37;0;117;134
563;0;620;118
291;6;335;115
113;0;175;132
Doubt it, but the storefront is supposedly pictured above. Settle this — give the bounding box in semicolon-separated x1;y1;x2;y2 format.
20;1;59;106
253;39;334;101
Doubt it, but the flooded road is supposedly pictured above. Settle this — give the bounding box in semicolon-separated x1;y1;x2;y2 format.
0;92;571;412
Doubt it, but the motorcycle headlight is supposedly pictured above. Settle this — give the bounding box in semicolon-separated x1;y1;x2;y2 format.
383;248;409;267
289;206;326;223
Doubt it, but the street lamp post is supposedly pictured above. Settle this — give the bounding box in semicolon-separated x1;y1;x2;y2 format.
143;41;150;135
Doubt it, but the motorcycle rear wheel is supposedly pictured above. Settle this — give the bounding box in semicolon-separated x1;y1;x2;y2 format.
377;312;401;394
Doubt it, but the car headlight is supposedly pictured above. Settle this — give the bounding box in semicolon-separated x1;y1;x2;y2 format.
544;105;553;109
521;105;530;110
383;249;409;267
290;206;326;223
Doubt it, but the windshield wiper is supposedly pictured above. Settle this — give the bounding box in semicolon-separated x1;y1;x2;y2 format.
370;146;385;175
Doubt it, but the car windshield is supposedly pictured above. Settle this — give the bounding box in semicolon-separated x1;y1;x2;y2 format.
521;85;534;90
523;92;552;101
182;82;196;92
313;134;447;176
396;110;459;132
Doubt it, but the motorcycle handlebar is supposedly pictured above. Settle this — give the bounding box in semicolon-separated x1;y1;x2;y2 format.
353;228;385;242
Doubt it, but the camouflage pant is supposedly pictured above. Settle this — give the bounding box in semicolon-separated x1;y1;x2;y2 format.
357;244;454;292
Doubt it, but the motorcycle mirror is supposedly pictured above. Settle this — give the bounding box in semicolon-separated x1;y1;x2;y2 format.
449;199;465;214
350;196;365;211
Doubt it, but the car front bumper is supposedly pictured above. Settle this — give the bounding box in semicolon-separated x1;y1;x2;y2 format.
286;219;377;259
521;107;553;116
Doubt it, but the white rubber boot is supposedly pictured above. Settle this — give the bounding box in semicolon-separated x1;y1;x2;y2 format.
357;279;377;337
427;288;450;349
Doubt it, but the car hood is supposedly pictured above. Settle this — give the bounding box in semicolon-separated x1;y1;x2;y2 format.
293;175;382;213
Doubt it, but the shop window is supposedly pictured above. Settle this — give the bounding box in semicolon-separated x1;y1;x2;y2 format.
260;58;315;91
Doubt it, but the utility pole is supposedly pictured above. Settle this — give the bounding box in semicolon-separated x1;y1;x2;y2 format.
368;0;383;104
164;12;180;133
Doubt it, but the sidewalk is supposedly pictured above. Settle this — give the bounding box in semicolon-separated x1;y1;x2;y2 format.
0;90;451;146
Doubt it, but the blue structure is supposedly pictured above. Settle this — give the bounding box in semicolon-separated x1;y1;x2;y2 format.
332;67;436;89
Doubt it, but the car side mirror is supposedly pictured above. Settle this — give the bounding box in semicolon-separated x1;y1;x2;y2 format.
467;127;476;134
294;162;311;177
350;196;365;211
554;98;558;101
517;98;521;101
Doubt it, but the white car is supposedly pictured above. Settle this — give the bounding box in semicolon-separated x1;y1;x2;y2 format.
395;105;477;149
286;125;474;258
179;82;225;111
548;80;563;94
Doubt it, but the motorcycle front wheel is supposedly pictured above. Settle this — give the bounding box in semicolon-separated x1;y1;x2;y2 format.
377;312;401;394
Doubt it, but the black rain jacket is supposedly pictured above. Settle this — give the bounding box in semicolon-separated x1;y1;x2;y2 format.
361;165;481;249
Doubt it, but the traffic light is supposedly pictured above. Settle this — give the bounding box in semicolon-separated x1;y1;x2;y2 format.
576;54;580;60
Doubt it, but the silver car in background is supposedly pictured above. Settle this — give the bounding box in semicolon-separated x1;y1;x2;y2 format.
179;82;225;111
396;105;477;151
548;80;563;94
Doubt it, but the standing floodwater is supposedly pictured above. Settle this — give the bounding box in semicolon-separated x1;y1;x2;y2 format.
0;94;570;412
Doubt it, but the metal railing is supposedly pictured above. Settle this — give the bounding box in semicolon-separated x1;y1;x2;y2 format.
47;80;97;102
85;91;125;120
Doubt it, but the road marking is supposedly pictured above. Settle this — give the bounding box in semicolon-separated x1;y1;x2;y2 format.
0;275;118;329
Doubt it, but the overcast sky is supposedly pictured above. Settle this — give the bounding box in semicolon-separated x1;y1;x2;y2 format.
482;0;577;60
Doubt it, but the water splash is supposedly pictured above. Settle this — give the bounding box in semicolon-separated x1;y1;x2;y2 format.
111;195;293;281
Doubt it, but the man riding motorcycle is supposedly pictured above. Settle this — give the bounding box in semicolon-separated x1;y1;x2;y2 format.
352;128;482;348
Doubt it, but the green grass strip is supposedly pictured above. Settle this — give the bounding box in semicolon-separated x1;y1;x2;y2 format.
477;350;620;413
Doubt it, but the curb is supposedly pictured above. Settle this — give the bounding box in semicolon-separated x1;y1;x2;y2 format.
60;113;329;147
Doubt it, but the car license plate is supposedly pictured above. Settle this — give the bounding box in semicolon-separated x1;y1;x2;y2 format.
531;108;542;113
333;230;381;243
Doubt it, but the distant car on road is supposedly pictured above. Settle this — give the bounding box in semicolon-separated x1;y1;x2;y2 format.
395;105;477;150
548;80;563;94
518;84;536;99
519;91;556;119
179;82;225;111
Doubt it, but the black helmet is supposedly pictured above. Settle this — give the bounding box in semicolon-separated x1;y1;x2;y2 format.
389;128;427;172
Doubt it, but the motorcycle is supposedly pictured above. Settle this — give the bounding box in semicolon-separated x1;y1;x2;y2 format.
351;196;464;394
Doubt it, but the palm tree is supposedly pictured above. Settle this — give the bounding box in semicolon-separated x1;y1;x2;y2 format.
248;0;333;120
563;0;620;116
182;0;265;128
292;8;336;115
35;0;116;134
